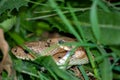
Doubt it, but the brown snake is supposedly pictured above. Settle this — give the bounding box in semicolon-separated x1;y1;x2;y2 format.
11;37;89;66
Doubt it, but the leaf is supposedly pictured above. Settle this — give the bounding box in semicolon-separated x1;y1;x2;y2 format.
97;0;110;13
97;46;113;80
8;32;25;45
90;0;100;41
78;66;89;80
99;59;112;80
34;56;79;80
113;65;120;72
0;0;28;15
78;10;120;45
110;46;120;57
48;0;82;42
0;28;14;78
0;16;16;32
67;3;85;41
13;59;40;78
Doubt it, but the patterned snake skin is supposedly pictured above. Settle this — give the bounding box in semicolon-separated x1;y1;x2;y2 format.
11;37;89;65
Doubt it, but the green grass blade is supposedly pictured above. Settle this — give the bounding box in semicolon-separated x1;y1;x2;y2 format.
35;56;79;80
97;46;113;80
86;47;100;79
8;32;25;45
97;0;110;12
48;0;82;42
67;3;85;42
38;72;50;80
90;0;100;41
78;66;89;80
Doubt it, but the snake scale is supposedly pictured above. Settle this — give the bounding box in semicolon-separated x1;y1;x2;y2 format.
11;37;89;66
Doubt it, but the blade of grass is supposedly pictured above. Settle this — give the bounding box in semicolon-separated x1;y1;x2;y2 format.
14;60;40;79
97;0;110;12
67;3;86;42
78;66;89;80
27;8;90;20
21;70;40;78
112;2;120;5
62;42;97;48
48;0;82;42
35;56;79;80
63;46;78;69
47;68;59;80
86;47;100;79
8;32;25;45
90;0;100;41
110;58;119;70
97;46;113;80
25;0;47;6
38;72;50;80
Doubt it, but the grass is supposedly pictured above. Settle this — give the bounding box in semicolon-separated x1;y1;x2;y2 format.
0;0;120;80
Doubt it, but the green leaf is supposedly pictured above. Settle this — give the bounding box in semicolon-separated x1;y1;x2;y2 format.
113;65;120;72
90;0;100;41
113;72;120;80
97;0;110;13
8;32;25;45
0;16;16;32
0;0;28;14
78;66;89;80
97;46;113;80
78;10;120;45
34;56;79;80
110;46;120;57
48;0;82;42
13;59;40;78
67;3;85;41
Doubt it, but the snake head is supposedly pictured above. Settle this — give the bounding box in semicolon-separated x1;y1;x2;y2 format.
11;46;35;60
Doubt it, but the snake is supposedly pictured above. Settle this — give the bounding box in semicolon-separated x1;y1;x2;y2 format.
11;37;89;66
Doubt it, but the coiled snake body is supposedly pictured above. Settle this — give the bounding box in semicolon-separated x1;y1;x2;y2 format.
11;37;89;66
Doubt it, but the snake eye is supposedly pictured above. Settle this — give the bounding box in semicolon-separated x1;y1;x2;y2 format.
14;48;17;52
58;40;65;44
23;49;29;54
47;39;52;43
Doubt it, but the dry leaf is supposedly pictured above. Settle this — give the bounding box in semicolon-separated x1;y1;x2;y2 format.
0;28;17;80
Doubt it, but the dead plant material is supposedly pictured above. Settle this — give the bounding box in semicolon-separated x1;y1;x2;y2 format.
0;28;16;80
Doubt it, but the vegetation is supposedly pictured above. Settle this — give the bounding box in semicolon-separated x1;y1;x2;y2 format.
0;0;120;80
